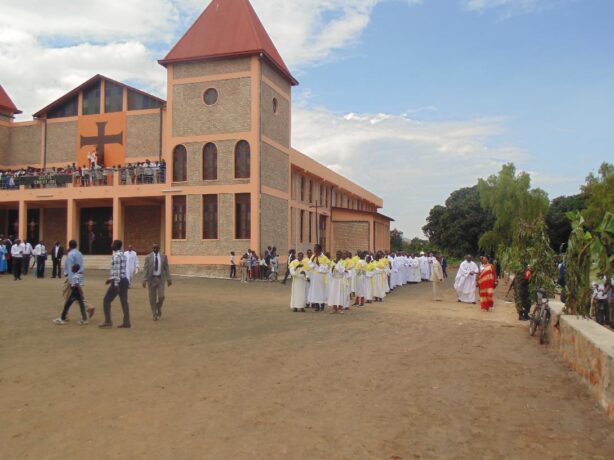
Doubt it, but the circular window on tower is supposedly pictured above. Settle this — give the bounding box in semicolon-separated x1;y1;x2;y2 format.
203;88;219;106
272;97;278;114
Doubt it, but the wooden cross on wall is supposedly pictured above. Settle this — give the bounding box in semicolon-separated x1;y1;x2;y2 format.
80;122;123;167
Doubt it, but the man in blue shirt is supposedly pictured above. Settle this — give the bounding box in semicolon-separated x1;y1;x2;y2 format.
64;240;84;284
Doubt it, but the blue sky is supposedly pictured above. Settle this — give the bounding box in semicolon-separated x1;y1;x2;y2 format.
1;0;612;238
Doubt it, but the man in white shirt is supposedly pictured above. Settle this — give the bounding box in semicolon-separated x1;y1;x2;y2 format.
33;241;47;278
11;239;24;280
124;245;140;286
22;240;33;275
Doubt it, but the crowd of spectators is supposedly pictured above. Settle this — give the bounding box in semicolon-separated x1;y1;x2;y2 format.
0;159;166;190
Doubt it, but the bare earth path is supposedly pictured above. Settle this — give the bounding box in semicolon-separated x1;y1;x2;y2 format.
1;270;613;459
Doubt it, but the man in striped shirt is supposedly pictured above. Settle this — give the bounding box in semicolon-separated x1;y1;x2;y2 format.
99;239;131;329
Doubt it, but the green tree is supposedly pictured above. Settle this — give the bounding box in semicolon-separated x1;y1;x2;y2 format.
546;194;587;252
390;228;404;252
581;162;614;230
423;185;494;258
477;163;550;253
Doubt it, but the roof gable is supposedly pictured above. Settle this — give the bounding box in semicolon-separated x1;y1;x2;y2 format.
159;0;297;86
33;75;165;118
0;83;22;115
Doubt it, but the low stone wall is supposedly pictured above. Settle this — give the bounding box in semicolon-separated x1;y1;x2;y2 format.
547;300;614;421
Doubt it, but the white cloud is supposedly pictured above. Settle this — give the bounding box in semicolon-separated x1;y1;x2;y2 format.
292;104;528;238
461;0;565;17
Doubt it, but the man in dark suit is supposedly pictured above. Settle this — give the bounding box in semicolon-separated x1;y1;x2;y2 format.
142;243;172;321
51;241;64;279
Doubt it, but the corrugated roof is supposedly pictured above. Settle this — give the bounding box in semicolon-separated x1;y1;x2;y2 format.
33;74;165;118
0;83;22;115
159;0;298;86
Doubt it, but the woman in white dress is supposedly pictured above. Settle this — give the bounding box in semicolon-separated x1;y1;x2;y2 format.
289;252;307;312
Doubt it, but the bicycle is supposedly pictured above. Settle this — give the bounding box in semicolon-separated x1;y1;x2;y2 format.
529;288;551;344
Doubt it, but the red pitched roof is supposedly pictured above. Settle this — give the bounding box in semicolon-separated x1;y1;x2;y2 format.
159;0;298;86
0;83;22;115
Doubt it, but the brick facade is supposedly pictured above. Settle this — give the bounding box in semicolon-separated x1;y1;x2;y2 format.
262;61;291;95
333;221;370;253
172;78;251;137
123;205;162;254
261;82;290;147
173;57;251;79
46;121;78;165
9;124;42;165
183;140;250;186
126;114;161;158
42;208;67;246
261;142;289;192
0;125;10;165
260;193;288;256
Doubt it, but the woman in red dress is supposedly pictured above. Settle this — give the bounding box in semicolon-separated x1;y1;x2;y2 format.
478;256;497;311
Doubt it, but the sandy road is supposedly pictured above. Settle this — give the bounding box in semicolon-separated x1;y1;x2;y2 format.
1;270;613;459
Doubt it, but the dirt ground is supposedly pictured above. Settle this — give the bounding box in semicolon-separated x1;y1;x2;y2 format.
1;269;613;460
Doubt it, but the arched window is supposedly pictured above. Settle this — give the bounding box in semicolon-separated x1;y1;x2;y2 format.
234;140;250;179
173;145;187;182
203;143;217;180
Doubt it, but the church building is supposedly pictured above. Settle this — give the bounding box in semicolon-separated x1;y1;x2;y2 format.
0;0;391;275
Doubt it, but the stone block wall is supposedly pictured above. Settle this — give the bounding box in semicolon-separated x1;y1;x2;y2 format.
547;300;614;422
183;140;250;186
332;221;370;254
260;193;288;256
123;205;162;254
173;57;250;79
0;124;10;166
171;193;245;257
42;208;67;247
261;82;290;147
261;61;291;95
126;114;161;159
46;121;77;165
172;78;251;137
9;124;42;165
261;142;289;192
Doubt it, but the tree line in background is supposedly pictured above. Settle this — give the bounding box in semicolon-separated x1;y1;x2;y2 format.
391;162;613;315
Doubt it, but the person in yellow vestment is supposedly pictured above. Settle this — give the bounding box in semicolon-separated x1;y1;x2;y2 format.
308;244;330;311
290;252;308;312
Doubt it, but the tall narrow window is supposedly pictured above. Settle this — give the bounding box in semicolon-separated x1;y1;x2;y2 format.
104;81;123;113
308;179;313;203
203;143;217;180
235;193;251;239
82;82;101;115
234;140;250;179
319;184;324;206
300;176;305;201
203;194;218;239
299;210;305;243
173;145;187;182
172;195;187;240
308;212;313;243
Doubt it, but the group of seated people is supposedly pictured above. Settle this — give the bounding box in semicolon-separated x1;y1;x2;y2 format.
0;159;166;189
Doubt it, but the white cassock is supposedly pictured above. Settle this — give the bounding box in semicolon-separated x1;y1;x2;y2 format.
389;257;399;289
290;263;307;309
419;256;431;281
356;260;367;298
308;258;329;304
327;261;345;306
454;260;479;303
409;257;421;283
125;250;139;283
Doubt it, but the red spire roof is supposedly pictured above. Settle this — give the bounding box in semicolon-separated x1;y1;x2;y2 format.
0;83;22;115
159;0;298;86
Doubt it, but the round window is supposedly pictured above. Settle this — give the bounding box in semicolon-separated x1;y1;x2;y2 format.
272;97;278;114
203;88;218;106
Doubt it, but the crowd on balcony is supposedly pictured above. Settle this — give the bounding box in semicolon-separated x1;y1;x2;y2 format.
0;159;166;190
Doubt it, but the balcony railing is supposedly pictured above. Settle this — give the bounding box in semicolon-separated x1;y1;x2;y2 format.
1;166;167;190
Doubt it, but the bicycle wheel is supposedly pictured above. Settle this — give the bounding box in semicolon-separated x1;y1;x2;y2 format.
529;317;537;336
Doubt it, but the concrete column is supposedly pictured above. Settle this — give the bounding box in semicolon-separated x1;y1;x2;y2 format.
18;200;27;241
112;196;121;241
66;199;76;244
164;194;172;255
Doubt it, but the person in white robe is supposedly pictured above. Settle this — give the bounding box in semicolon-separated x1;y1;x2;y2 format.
419;252;431;281
355;254;367;307
303;250;312;308
308;245;329;311
289;252;307;312
454;255;479;303
327;252;346;314
408;255;421;283
125;245;140;286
